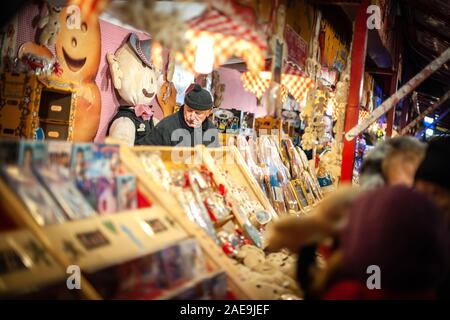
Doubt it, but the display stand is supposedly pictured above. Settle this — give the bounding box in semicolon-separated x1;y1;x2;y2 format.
0;142;226;300
0;177;101;299
205;146;278;220
0;228;72;298
119;145;255;299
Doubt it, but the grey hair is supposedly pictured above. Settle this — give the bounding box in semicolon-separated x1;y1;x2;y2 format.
359;136;426;189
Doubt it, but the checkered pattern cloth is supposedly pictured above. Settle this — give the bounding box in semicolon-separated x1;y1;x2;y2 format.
359;109;369;122
327;92;339;120
241;60;314;102
281;60;314;102
280;85;288;103
241;71;271;100
176;9;268;74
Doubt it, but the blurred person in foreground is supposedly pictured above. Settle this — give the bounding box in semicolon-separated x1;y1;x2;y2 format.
269;186;449;299
322;185;448;299
414;136;450;299
267;136;433;298
359;136;426;188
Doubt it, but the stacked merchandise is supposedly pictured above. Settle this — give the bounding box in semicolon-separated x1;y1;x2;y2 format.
212;108;255;135
279;138;323;207
136;150;302;299
237;135;322;214
0;139;229;300
0;139;139;226
88;237;228;300
138;151;264;251
234;136;294;215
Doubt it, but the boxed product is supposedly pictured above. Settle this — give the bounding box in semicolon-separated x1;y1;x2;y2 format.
70;143;93;179
178;238;207;280
90;143;121;178
159;244;186;287
18;140;47;168
1;165;67;225
95;176;118;214
115;175;137;212
47;140;72;178
34;166;96;220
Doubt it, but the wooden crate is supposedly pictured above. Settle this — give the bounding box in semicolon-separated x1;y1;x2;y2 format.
0;72;39;139
0;72;77;140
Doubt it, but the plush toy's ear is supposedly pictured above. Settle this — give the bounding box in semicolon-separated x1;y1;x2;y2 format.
107;53;122;90
38;15;49;28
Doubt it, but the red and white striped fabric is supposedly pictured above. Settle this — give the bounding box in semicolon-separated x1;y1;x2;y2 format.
176;9;268;74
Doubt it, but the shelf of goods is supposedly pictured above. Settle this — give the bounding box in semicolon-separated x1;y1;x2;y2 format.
0;140;228;300
0;228;81;299
236;135;323;216
123;145;302;300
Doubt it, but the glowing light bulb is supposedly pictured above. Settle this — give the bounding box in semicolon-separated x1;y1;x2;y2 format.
424;116;434;124
194;35;214;74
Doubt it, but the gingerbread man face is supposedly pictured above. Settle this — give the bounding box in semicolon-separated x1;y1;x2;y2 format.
55;7;101;82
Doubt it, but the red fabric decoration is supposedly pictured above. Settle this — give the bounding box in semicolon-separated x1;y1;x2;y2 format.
137;188;152;208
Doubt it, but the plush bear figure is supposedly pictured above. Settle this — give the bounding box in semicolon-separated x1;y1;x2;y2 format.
106;33;162;146
38;3;61;46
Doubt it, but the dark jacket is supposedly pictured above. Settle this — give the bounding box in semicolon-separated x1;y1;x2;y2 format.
147;106;220;147
106;107;155;146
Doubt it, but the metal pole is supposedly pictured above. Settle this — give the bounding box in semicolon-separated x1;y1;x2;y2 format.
345;47;450;141
340;0;369;182
399;89;450;135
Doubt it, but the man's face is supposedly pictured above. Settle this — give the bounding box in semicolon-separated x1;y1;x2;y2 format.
183;104;212;128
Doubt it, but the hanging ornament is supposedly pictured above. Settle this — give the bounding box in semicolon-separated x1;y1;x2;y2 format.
105;0;188;71
177;9;267;74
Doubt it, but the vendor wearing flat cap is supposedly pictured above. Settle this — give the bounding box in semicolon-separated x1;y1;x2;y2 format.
148;84;220;147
